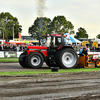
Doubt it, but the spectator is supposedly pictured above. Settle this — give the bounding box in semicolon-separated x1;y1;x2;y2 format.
96;46;100;52
90;46;93;52
92;46;97;52
3;44;7;51
19;45;23;51
78;46;83;55
13;44;17;51
10;45;13;51
87;46;90;52
16;45;20;51
0;44;3;51
82;47;89;62
6;44;10;50
21;45;25;51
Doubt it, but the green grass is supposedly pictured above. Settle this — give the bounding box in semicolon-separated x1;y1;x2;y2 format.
0;58;18;62
0;68;100;76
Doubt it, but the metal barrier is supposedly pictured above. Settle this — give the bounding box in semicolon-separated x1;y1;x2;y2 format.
0;51;100;58
0;51;23;58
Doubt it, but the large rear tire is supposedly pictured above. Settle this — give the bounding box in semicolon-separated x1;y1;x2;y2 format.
26;52;43;69
55;48;78;69
19;53;27;68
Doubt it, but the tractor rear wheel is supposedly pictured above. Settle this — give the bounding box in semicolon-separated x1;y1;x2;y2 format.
55;48;78;69
19;53;27;68
26;52;43;69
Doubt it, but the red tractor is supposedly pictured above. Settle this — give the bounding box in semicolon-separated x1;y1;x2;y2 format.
19;33;78;69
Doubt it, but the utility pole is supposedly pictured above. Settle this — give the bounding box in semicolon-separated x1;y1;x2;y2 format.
2;26;4;44
12;24;15;40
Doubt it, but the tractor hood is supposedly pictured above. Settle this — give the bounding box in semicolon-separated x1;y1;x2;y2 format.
27;46;47;50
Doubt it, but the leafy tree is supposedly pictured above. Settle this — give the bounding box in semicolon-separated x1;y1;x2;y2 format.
0;12;22;40
74;27;88;38
29;15;75;39
96;34;100;39
28;17;51;39
51;15;74;34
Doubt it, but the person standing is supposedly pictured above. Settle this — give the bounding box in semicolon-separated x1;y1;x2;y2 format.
0;44;3;51
82;47;89;62
78;46;83;55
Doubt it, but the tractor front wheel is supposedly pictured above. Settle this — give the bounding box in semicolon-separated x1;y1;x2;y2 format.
26;52;43;69
19;53;27;68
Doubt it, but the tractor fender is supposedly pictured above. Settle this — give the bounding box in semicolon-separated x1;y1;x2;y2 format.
29;50;46;61
57;45;74;51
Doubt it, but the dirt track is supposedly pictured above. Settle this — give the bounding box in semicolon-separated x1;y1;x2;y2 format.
0;70;100;100
0;62;49;72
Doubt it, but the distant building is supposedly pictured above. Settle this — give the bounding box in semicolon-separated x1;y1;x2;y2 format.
21;36;34;40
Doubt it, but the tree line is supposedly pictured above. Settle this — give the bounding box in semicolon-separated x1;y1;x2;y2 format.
0;12;22;40
1;12;99;40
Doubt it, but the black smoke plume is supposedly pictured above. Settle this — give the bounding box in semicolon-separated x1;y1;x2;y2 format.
36;0;46;45
36;0;46;17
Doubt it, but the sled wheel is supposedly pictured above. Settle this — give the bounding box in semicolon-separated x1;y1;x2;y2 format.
95;59;100;68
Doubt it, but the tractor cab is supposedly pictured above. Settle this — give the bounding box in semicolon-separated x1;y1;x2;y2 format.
45;33;68;54
45;34;67;48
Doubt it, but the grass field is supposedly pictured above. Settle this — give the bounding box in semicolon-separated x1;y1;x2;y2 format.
0;68;100;76
0;57;18;62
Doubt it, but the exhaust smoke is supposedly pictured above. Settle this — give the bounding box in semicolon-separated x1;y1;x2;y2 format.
36;0;46;45
36;0;46;17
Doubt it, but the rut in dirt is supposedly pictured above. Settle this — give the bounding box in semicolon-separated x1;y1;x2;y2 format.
0;72;100;99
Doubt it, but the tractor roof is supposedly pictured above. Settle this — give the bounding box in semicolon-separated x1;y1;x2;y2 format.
46;34;67;37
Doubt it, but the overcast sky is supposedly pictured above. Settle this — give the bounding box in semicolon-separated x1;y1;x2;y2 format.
0;0;100;38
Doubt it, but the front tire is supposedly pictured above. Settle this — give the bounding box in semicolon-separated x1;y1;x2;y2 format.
19;53;27;68
26;52;43;69
56;48;78;69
